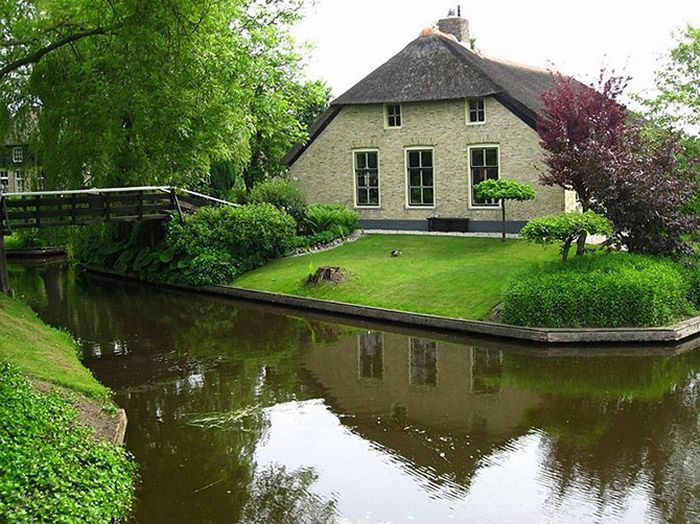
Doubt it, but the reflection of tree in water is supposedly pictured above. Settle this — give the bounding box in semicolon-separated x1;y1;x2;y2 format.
9;263;350;523
516;352;700;523
241;464;337;524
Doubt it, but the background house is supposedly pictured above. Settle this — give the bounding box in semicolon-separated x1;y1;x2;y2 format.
1;136;42;194
284;13;578;232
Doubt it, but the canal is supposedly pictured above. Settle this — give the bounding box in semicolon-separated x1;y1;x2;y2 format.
9;261;700;523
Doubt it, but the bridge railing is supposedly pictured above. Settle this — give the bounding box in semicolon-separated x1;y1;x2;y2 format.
0;186;238;235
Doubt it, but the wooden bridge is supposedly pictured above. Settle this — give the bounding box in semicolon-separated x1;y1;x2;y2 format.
0;186;236;293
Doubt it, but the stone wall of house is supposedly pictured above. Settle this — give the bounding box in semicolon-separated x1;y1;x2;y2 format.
289;96;566;223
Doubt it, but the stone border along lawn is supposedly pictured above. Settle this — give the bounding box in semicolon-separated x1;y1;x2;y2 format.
234;234;559;321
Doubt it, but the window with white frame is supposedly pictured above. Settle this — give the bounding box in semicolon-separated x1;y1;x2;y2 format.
15;170;24;192
12;146;23;164
354;150;379;207
359;332;383;380
470;146;499;207
0;171;8;188
468;97;485;123
406;149;434;207
385;104;402;128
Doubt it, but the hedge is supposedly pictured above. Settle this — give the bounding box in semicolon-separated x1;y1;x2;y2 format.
501;254;693;327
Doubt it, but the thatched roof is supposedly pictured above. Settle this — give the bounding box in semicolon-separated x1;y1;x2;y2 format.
283;33;569;166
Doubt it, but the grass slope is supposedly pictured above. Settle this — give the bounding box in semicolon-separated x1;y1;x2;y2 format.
234;235;557;320
0;294;109;399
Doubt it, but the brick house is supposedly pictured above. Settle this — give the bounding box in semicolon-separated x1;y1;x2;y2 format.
0;140;41;194
283;13;578;233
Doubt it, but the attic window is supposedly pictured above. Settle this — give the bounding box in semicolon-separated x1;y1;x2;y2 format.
385;104;402;128
468;97;485;123
12;146;23;163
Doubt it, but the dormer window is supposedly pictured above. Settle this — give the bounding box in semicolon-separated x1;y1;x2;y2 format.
12;146;23;163
467;97;485;124
385;104;402;128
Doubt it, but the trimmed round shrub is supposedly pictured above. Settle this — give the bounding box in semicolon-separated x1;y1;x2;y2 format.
248;178;307;228
501;254;692;327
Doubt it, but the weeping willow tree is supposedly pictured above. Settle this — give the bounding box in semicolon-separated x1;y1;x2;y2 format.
1;0;329;190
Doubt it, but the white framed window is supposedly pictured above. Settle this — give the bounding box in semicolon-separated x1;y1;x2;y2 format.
0;170;8;189
469;145;500;208
15;170;24;192
467;97;485;124
12;146;23;164
353;150;380;207
409;338;437;387
358;331;384;380
385;104;402;128
405;147;435;208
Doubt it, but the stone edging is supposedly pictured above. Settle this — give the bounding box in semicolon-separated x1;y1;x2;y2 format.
84;265;700;345
6;246;68;258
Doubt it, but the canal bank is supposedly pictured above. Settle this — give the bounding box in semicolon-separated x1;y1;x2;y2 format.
0;291;134;522
85;265;700;346
8;259;700;523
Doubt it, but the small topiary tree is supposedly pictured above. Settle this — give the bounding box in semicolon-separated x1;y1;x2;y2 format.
474;179;536;241
521;211;612;261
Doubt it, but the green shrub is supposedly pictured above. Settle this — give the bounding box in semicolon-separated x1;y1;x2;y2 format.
4;229;46;250
0;362;135;522
305;204;359;235
248;178;307;227
680;257;700;309
501;254;692;327
178;249;239;286
167;203;296;274
521;211;612;261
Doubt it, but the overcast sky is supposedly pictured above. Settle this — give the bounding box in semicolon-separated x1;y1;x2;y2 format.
292;0;699;103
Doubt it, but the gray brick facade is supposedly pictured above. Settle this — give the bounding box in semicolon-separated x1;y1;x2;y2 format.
289;96;571;226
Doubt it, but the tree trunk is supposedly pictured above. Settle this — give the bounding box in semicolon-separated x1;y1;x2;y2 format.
561;239;572;262
501;201;507;242
576;232;587;256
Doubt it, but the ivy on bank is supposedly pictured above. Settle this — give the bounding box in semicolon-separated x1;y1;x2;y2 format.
0;363;135;523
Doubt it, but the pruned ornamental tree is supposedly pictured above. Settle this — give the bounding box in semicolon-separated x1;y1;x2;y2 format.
474;179;536;241
538;72;699;256
521;211;612;261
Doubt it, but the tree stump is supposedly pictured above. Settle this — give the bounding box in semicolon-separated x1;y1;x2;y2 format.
305;266;347;286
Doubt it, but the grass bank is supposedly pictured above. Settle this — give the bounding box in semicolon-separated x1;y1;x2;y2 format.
234;235;558;320
0;294;135;522
0;293;108;399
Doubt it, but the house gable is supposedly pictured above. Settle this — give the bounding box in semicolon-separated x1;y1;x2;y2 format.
284;31;575;168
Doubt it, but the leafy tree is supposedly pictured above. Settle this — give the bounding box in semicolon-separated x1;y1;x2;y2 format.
538;72;698;256
0;0;317;191
537;73;628;255
474;179;536;241
521;211;612;261
243;79;331;192
641;25;699;131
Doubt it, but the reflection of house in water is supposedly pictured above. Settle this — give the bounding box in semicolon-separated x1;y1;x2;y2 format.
302;330;544;493
305;331;541;435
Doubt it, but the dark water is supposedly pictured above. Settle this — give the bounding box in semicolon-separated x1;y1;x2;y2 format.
9;262;700;523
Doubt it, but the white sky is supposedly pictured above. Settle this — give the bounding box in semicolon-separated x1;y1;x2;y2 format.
292;0;700;103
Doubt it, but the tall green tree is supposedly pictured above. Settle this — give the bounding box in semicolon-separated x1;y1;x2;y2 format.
0;0;319;190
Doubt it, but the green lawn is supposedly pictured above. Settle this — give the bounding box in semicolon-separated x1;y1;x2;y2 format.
0;294;109;399
234;234;558;320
